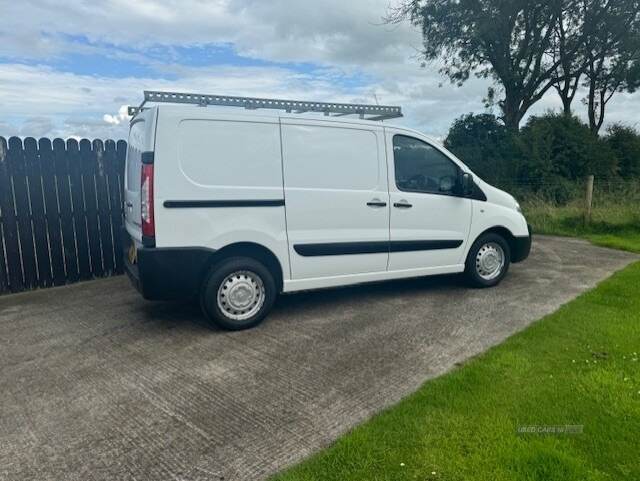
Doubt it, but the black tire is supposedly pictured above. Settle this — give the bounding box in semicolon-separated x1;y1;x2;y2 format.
200;256;277;330
464;233;511;288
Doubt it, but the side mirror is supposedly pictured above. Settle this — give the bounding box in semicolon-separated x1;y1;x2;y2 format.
460;172;473;197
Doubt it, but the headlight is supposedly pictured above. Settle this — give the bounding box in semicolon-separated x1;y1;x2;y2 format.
514;201;522;213
511;196;522;213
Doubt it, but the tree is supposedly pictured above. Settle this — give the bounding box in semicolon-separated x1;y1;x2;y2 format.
550;0;588;116
582;0;640;133
605;124;640;178
391;0;577;132
444;113;516;182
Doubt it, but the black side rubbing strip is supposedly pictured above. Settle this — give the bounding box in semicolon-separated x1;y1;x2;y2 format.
295;241;389;257
389;240;462;252
164;199;285;208
294;239;462;257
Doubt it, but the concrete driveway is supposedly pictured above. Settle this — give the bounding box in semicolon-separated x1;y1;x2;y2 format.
0;236;637;481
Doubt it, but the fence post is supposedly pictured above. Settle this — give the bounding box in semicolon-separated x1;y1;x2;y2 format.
584;175;594;224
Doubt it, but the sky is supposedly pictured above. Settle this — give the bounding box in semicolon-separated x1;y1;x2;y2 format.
1;0;639;141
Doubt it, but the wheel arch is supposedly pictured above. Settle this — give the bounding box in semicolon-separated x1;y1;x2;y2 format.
205;242;284;292
471;226;517;258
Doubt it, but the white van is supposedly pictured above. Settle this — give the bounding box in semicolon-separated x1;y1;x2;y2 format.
124;91;531;330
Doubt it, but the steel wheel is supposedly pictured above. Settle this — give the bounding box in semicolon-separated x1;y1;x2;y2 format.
216;270;265;321
475;242;506;281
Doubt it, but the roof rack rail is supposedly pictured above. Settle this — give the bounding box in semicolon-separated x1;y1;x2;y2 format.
127;90;403;121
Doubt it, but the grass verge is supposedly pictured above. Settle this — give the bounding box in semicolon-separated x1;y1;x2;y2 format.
522;199;640;252
272;262;640;481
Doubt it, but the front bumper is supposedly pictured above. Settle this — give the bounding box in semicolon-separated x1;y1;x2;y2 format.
511;224;532;263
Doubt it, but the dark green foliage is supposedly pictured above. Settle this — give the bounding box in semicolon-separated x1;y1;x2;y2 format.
517;114;617;181
398;0;564;131
605;124;640;178
582;0;640;133
394;0;640;132
444;113;639;205
444;113;517;182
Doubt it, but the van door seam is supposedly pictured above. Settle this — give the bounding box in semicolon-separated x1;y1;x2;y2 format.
382;126;392;271
278;118;294;281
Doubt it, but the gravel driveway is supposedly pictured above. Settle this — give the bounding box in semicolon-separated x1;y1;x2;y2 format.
1;236;637;481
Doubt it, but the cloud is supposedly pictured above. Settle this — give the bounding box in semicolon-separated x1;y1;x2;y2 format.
1;60;490;139
103;105;131;125
19;117;56;137
1;1;639;140
1;0;419;68
2;60;640;141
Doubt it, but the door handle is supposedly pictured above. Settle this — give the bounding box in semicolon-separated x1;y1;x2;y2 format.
393;201;412;209
366;200;387;207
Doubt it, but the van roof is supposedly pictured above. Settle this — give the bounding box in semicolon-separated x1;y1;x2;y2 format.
137;103;437;142
128;90;403;121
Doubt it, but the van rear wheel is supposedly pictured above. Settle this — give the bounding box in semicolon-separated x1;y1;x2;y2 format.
464;233;511;287
200;257;276;330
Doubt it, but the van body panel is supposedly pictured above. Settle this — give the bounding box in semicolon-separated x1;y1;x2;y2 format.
282;263;464;292
150;107;291;280
384;127;473;271
281;118;390;279
470;178;530;239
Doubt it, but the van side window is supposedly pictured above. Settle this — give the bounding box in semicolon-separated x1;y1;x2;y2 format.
393;135;459;195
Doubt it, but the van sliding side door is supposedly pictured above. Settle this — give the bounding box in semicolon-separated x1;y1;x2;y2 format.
281;119;390;280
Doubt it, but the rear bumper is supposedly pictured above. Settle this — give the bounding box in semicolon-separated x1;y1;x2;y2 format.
123;233;216;301
512;225;532;263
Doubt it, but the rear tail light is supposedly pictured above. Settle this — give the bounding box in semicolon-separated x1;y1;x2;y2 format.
141;163;155;238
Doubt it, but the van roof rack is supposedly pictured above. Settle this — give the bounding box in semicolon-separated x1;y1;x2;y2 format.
127;90;403;121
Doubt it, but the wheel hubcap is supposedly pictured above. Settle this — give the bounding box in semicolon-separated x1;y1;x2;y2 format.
476;242;505;281
217;271;265;321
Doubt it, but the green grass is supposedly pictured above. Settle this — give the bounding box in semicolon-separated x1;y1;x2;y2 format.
272;262;640;481
523;199;640;252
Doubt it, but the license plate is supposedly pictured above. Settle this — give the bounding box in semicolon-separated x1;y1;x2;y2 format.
128;244;137;264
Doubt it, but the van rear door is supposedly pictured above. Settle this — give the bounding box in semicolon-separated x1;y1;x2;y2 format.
124;108;157;242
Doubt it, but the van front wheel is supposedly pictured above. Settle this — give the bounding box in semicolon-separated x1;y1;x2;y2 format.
464;233;511;287
200;257;277;330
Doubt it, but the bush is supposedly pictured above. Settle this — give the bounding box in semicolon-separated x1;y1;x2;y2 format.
443;112;637;206
516;113;618;181
444;113;517;183
605;124;640;178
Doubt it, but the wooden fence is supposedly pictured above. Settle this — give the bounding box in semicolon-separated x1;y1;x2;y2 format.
0;136;127;294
